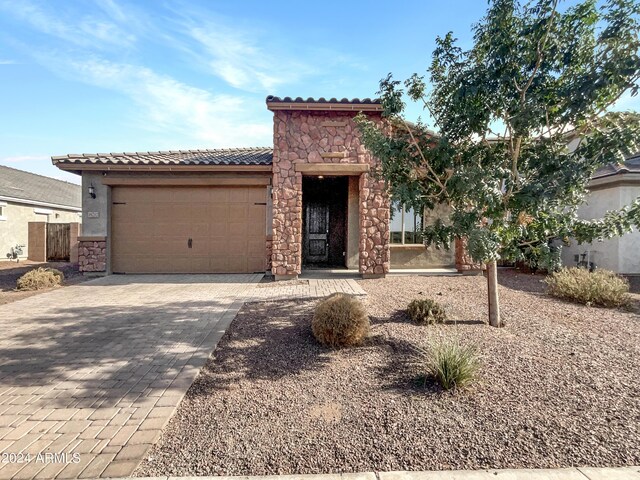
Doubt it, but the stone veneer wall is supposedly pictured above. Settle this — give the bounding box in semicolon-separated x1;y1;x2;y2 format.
271;110;390;277
455;238;485;272
79;240;106;273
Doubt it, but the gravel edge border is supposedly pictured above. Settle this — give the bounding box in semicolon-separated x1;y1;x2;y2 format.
105;465;640;479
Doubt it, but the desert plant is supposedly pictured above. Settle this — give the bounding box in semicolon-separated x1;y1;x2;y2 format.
414;337;480;391
407;298;447;325
16;267;64;291
311;293;370;347
546;267;630;308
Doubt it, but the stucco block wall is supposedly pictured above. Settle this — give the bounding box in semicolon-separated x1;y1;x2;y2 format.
561;185;640;274
270;110;390;277
0;201;80;261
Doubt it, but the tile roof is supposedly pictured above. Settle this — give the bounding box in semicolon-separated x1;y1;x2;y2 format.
593;152;640;179
266;95;381;105
0;165;81;208
51;147;273;167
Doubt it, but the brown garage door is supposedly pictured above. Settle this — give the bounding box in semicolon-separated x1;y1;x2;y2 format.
111;186;267;273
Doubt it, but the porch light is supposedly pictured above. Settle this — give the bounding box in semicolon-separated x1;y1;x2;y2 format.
318;175;324;179
88;183;96;199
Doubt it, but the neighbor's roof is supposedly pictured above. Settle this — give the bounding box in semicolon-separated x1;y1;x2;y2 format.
592;152;640;179
52;147;273;170
0;165;81;209
266;95;382;111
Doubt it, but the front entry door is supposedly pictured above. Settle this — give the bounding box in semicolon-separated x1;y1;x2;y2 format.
305;202;329;263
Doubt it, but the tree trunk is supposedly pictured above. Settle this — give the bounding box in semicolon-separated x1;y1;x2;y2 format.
487;260;502;327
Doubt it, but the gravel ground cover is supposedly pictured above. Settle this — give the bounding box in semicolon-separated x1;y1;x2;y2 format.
0;261;87;305
136;270;640;476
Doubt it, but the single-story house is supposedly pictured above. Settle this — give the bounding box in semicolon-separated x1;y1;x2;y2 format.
0;165;81;261
52;96;464;278
561;153;640;274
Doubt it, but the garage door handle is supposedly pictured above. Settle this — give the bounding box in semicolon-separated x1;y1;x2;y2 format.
188;238;193;248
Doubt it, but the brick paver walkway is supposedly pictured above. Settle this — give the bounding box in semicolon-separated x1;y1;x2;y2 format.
0;274;261;479
248;278;366;301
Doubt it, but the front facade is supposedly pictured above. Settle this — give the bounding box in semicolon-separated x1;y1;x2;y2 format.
561;154;640;274
0;165;81;261
53;96;456;277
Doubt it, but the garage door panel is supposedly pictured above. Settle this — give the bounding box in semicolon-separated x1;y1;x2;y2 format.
153;222;189;238
228;256;247;272
228;222;248;236
228;189;248;202
112;186;267;273
247;255;265;272
209;256;229;272
229;204;248;220
248;188;266;203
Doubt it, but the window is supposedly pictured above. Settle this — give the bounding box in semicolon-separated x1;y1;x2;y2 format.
390;203;424;244
0;202;6;221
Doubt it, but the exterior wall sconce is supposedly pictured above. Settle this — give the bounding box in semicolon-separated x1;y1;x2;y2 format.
88;184;96;199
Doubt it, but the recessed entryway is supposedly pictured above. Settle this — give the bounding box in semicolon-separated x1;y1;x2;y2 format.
302;176;348;268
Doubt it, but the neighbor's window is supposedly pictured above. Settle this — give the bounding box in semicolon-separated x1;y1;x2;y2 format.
0;203;6;221
390;203;423;244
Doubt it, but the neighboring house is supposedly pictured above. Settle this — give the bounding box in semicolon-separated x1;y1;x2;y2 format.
52;96;461;278
561;153;640;274
0;165;81;261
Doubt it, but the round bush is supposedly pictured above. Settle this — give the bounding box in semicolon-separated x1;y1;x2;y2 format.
16;267;64;291
545;267;630;307
407;298;447;324
312;293;370;347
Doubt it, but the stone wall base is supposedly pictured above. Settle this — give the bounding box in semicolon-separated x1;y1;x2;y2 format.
361;273;386;279
275;273;298;281
78;238;107;273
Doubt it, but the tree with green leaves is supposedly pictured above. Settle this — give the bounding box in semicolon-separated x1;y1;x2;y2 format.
357;0;640;327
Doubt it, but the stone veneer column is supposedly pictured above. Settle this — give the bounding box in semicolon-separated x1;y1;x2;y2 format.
271;162;303;278
78;237;107;274
455;238;485;273
359;173;390;277
270;109;390;279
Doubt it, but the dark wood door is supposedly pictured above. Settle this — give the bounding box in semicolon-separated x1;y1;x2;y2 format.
305;202;329;263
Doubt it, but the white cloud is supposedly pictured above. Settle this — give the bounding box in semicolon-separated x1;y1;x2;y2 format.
173;13;316;93
44;55;271;147
0;59;16;65
0;0;136;49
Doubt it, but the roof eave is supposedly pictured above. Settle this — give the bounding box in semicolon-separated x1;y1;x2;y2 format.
588;171;640;190
266;102;383;112
53;163;273;173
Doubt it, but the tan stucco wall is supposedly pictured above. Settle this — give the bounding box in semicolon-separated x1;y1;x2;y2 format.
561;185;640;274
0;201;81;260
389;202;455;269
346;176;360;269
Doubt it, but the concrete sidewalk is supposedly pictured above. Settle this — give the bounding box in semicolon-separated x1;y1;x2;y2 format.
93;466;640;479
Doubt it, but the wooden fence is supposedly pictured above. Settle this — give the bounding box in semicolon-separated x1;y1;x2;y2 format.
46;223;71;261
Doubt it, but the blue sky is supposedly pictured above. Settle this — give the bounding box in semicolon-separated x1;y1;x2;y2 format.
1;1;638;184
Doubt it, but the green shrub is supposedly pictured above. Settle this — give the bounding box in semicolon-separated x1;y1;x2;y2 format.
545;267;630;307
16;267;64;291
312;293;370;347
414;338;480;391
407;298;447;325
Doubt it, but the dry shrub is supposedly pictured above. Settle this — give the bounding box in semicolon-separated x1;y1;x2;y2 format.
407;298;447;324
312;293;370;347
16;267;64;291
546;267;630;307
414;337;480;391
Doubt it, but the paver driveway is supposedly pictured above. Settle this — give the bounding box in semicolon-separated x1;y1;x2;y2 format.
0;274;261;479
